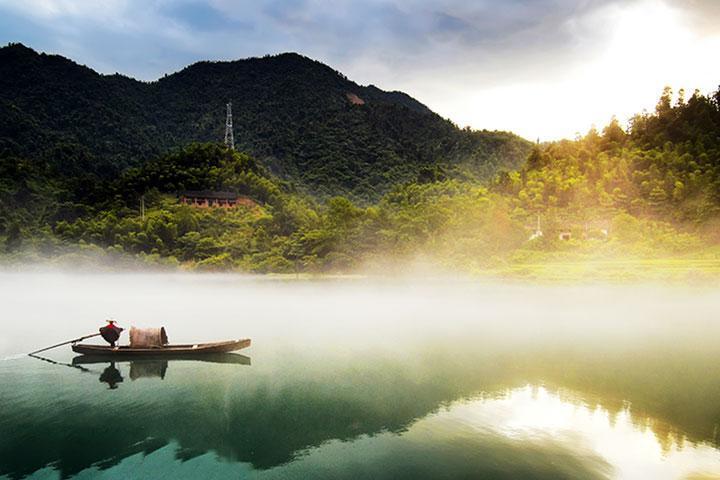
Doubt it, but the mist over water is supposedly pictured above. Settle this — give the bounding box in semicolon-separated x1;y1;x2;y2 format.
1;272;720;479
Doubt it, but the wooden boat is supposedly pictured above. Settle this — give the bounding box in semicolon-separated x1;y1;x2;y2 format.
71;338;251;356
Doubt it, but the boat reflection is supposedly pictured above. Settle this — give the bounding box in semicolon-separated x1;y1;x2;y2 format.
6;346;720;479
71;352;252;366
28;353;91;372
94;361;166;388
99;362;124;389
68;353;251;389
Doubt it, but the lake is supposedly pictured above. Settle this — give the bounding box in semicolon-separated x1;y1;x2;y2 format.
1;272;719;479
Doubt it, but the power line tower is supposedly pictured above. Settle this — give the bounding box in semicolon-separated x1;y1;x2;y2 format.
224;101;235;150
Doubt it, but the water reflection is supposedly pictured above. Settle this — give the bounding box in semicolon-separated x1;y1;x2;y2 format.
71;352;252;366
129;360;167;380
73;354;251;388
27;353;90;373
259;386;720;480
93;361;169;389
24;354;252;390
99;362;124;389
3;275;720;479
2;346;720;479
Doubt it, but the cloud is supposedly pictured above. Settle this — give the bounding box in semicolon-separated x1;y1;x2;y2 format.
0;0;718;139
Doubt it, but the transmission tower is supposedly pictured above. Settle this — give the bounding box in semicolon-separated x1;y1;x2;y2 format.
224;101;235;150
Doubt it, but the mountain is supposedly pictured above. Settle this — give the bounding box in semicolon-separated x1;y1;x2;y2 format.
0;43;531;200
1;40;718;275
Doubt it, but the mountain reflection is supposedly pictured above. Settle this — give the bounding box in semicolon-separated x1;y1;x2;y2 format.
261;386;720;480
2;346;720;479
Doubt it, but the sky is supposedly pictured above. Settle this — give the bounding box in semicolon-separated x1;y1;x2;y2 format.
0;0;719;140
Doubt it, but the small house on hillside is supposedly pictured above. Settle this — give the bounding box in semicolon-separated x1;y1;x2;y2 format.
558;230;572;241
178;191;256;208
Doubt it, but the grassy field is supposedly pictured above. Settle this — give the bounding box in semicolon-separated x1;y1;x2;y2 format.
490;257;720;282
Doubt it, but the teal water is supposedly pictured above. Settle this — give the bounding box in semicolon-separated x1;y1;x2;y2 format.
1;273;720;479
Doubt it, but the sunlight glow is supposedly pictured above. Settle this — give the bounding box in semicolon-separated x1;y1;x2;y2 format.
437;386;720;479
440;0;720;140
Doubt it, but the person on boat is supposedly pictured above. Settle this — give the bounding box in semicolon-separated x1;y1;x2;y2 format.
99;320;124;347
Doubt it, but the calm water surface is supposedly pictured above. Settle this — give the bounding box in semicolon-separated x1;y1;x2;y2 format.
1;272;719;479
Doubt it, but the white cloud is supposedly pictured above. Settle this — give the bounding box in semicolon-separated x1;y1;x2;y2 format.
379;0;720;139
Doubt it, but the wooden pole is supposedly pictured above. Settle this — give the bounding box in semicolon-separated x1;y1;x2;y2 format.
28;332;101;356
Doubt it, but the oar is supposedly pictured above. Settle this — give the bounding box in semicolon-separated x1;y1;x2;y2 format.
28;332;101;356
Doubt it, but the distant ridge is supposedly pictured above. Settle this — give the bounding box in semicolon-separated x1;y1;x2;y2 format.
0;42;531;199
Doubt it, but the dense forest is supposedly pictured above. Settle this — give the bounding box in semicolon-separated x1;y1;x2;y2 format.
1;43;719;277
0;43;530;200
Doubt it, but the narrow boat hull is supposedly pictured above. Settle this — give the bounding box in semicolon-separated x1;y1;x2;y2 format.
71;338;251;356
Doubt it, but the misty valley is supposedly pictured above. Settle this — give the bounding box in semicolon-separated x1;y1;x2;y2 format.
1;273;720;479
1;3;720;478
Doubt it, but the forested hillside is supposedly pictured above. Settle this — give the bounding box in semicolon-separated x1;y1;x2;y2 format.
1;41;719;277
496;87;720;229
0;43;530;200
